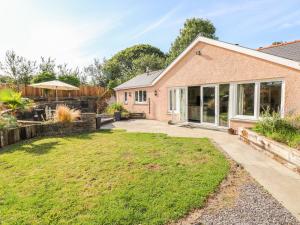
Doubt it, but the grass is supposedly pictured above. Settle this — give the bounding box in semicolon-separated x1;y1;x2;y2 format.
0;130;229;225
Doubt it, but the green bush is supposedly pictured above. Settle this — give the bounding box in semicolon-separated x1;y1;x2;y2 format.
106;103;126;115
121;111;130;119
0;114;18;130
58;74;80;87
253;110;299;147
32;71;56;83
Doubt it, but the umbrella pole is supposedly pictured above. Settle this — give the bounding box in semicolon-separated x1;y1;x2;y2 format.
56;88;58;101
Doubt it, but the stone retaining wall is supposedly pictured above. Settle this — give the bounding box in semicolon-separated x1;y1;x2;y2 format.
238;128;300;173
0;113;96;148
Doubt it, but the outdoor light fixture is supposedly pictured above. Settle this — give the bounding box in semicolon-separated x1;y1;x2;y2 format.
196;50;202;56
154;90;158;96
129;92;131;97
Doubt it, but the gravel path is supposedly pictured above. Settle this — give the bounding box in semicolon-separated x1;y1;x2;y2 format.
172;165;299;225
199;182;300;225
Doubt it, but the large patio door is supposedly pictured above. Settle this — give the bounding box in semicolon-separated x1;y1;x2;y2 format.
201;85;217;124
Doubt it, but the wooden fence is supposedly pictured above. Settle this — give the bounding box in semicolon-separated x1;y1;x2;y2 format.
0;83;107;98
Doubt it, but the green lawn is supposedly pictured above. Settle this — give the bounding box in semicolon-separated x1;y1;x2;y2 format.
0;130;229;225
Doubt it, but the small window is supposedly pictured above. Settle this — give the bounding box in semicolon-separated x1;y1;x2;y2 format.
135;90;147;103
260;81;282;115
237;83;255;116
124;92;128;103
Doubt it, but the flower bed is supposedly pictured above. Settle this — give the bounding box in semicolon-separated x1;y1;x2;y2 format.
238;128;300;172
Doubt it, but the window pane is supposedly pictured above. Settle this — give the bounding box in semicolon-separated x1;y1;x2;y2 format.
173;89;177;111
139;91;142;102
260;81;282;114
169;90;173;110
219;84;229;127
125;92;127;101
188;86;201;122
135;91;138;101
237;83;255;116
143;91;147;102
202;86;215;124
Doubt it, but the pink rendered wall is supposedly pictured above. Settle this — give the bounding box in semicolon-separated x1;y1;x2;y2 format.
116;41;300;127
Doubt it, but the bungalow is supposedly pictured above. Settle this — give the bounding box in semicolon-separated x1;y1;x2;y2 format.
114;37;300;130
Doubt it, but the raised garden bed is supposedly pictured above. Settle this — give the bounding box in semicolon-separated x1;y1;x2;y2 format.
0;113;96;148
238;128;300;173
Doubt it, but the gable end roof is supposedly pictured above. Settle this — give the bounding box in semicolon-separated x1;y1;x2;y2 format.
152;36;300;86
115;36;300;91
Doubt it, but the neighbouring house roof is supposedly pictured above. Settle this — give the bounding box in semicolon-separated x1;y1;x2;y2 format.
114;70;163;90
115;36;300;91
258;40;300;62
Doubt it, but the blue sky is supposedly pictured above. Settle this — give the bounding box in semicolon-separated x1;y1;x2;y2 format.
0;0;299;68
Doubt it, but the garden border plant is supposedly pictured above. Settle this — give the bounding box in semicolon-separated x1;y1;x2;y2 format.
253;110;300;149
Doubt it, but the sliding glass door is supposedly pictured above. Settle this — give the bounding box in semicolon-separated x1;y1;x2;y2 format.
188;86;201;122
219;84;230;127
187;84;229;127
202;86;216;124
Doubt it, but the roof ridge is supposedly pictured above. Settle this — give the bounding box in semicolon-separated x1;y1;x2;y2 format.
258;40;300;50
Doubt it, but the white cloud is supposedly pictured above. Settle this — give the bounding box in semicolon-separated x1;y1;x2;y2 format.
0;0;122;68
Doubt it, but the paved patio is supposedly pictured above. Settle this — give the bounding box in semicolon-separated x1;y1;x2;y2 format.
102;119;300;221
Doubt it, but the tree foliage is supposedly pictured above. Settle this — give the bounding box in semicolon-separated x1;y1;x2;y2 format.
0;50;36;85
166;18;217;65
32;71;56;83
102;44;166;86
57;64;81;86
83;59;108;86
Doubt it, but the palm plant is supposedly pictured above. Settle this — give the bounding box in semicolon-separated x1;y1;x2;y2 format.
0;89;33;115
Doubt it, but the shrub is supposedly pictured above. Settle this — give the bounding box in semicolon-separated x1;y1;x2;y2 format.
32;71;56;83
121;111;130;119
0;114;18;130
0;89;34;113
106;103;126;115
54;105;81;123
58;74;80;87
254;110;299;147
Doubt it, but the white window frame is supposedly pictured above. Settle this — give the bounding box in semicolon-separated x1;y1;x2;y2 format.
231;79;285;120
134;90;147;104
168;88;180;113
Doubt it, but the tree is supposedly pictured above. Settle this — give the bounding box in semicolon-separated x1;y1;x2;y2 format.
19;59;37;85
32;71;56;83
166;18;217;65
0;50;36;86
272;41;283;45
132;54;165;75
39;57;56;74
57;64;81;87
32;57;56;83
103;44;166;85
84;58;108;86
